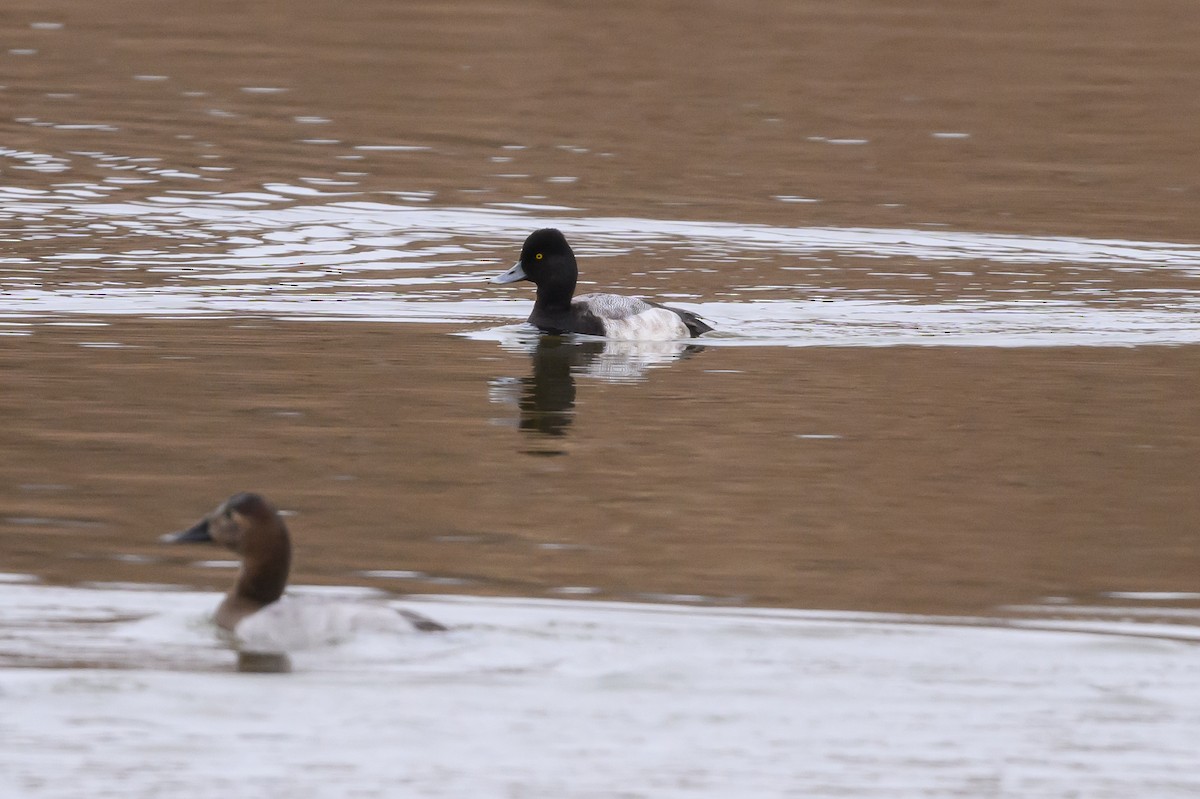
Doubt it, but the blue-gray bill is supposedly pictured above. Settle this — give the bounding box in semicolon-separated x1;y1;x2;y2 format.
490;261;527;284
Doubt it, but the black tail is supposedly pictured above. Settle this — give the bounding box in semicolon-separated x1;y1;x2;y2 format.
397;608;448;632
665;306;714;337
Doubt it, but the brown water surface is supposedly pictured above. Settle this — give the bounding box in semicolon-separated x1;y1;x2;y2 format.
3;0;1200;617
3;320;1198;615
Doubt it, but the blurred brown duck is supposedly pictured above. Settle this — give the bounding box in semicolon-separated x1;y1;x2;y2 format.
162;492;445;636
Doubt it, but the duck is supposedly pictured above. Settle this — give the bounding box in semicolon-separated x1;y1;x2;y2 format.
490;228;713;340
161;492;445;653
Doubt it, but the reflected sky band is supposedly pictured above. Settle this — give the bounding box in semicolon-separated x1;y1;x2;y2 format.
5;181;1200;346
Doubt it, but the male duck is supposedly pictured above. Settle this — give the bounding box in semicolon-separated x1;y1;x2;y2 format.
490;228;713;340
162;492;445;647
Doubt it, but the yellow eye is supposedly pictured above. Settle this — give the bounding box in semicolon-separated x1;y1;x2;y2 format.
535;253;543;260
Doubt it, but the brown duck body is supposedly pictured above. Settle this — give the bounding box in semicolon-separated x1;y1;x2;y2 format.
162;492;444;634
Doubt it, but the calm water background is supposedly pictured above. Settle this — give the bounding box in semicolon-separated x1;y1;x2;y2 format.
5;2;1200;796
4;2;1200;621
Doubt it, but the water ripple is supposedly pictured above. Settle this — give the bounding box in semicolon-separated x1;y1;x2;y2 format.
4;186;1200;346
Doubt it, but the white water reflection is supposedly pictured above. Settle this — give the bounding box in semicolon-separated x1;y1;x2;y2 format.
2;579;1199;798
4;186;1200;346
483;331;702;440
481;326;699;380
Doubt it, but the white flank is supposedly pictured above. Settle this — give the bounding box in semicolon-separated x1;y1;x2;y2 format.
600;307;689;340
575;294;689;340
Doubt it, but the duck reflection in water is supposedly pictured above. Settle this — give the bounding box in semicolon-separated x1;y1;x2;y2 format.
489;335;704;441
